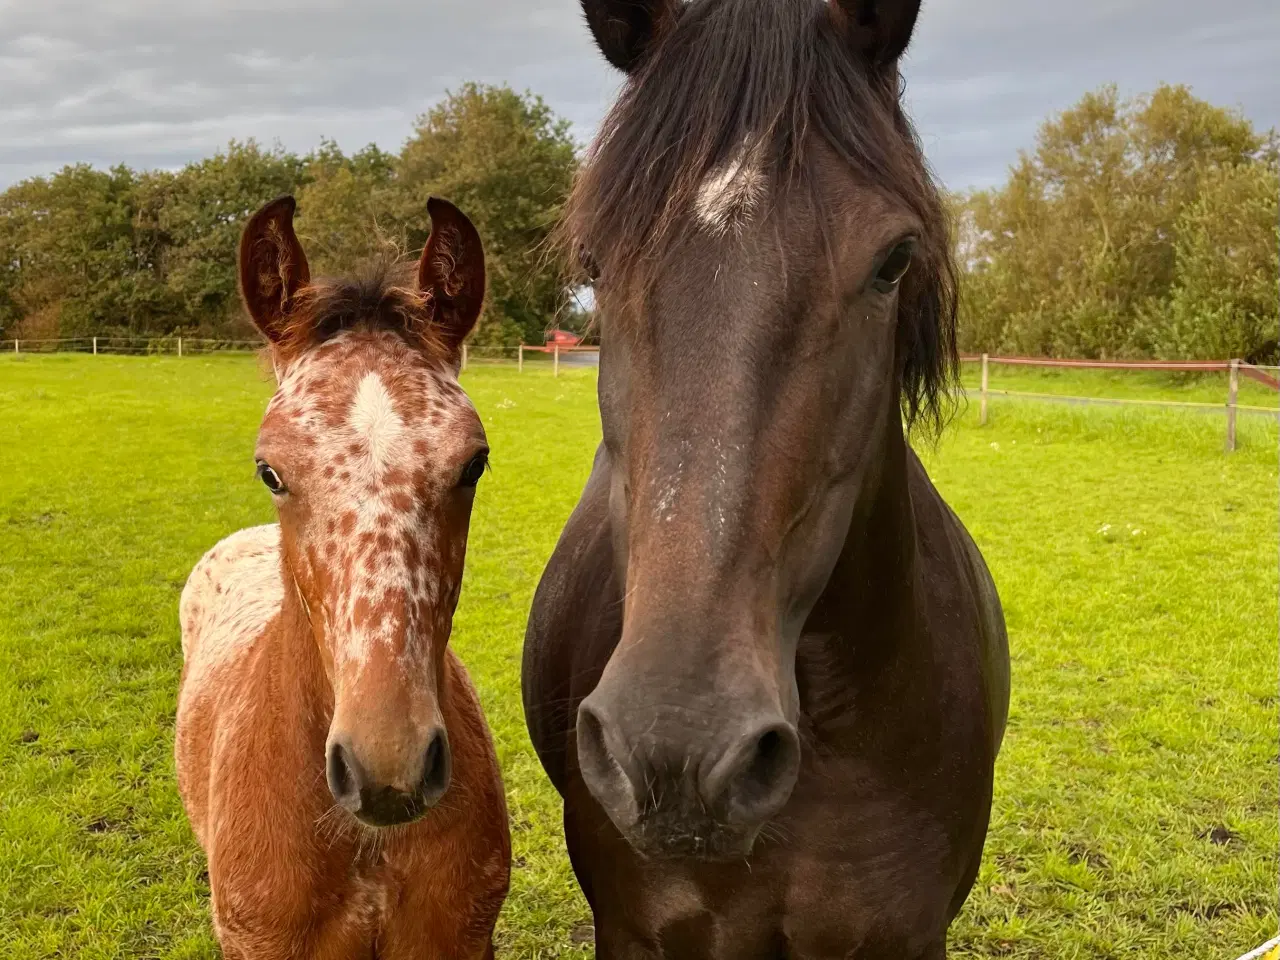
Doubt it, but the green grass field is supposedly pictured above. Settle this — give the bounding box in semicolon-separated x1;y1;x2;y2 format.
1;354;1275;959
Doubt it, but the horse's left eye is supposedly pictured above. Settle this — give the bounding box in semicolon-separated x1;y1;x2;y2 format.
458;452;488;489
873;239;915;293
256;461;286;495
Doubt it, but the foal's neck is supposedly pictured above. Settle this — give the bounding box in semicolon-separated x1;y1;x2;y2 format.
272;570;336;719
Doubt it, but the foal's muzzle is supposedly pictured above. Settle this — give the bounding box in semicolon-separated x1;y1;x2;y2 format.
326;729;451;827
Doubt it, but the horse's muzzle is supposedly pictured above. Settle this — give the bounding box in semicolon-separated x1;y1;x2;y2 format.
576;696;800;859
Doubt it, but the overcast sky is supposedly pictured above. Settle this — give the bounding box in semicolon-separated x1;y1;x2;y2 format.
2;0;1277;192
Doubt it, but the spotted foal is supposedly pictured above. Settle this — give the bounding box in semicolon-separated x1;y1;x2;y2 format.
176;196;510;959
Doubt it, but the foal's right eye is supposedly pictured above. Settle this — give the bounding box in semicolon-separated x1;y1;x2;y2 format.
256;461;286;495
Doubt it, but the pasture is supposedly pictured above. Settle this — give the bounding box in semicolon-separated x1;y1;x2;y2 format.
0;354;1275;959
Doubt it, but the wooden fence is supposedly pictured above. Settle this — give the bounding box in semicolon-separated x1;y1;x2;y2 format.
516;343;600;376
965;354;1280;452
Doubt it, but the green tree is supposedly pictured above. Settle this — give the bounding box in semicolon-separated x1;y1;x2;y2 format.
140;140;307;335
295;141;398;276
0;164;165;339
1145;156;1280;361
0;87;578;344
957;84;1270;359
394;83;578;346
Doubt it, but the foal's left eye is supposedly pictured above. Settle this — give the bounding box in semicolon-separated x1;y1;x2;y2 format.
458;452;489;489
873;239;915;294
256;461;286;495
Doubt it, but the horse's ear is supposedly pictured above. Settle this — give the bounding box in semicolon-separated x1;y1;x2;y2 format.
238;196;310;343
417;197;485;353
581;0;682;73
828;0;921;67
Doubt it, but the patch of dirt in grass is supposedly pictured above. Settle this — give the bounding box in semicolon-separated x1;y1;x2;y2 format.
1199;825;1241;846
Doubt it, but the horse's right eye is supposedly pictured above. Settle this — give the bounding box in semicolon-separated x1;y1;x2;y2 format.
256;461;286;495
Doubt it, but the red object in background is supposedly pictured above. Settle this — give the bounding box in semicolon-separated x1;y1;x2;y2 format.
544;329;582;347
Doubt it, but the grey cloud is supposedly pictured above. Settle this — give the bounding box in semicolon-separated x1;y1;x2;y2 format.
1;0;1275;191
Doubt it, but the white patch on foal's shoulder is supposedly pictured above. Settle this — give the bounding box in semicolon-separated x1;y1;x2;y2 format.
180;525;283;667
695;145;765;234
348;372;407;474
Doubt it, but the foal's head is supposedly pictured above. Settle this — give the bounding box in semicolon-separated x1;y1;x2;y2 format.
567;0;957;858
238;196;488;827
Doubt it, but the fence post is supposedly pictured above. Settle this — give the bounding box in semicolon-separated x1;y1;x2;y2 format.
553;343;560;377
979;353;989;426
518;345;524;372
177;337;183;358
13;338;18;354
461;343;468;372
1225;358;1239;452
92;336;98;356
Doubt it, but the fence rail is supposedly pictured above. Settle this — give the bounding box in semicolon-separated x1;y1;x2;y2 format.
961;353;1279;451
8;336;261;355
5;336;604;376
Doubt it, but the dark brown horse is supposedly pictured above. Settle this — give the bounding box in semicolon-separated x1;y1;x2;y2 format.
523;0;1010;956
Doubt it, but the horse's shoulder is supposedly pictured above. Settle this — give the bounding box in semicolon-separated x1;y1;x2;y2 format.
180;524;283;668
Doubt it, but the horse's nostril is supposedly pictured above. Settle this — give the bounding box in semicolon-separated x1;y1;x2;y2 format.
326;740;362;811
575;699;643;822
418;728;451;806
741;728;788;798
576;701;621;788
703;722;800;825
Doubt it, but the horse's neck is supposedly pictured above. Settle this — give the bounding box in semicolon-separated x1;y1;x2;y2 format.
817;418;920;645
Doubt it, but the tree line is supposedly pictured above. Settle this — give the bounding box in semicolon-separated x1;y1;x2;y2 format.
954;83;1279;362
1;81;1274;359
0;84;579;348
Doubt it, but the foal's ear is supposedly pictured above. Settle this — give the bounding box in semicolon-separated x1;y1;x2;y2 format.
581;0;682;73
238;196;310;342
417;197;485;352
828;0;921;67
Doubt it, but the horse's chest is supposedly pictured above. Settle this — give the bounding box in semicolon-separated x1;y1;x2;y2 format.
585;776;956;960
621;852;947;959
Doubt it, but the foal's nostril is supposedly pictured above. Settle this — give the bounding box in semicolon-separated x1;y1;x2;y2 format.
702;722;801;825
417;728;452;807
325;740;363;812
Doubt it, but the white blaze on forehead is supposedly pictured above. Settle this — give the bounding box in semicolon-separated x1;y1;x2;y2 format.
695;145;765;234
348;371;407;473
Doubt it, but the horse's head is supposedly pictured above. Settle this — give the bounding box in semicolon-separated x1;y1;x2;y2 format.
568;0;956;858
238;196;488;827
